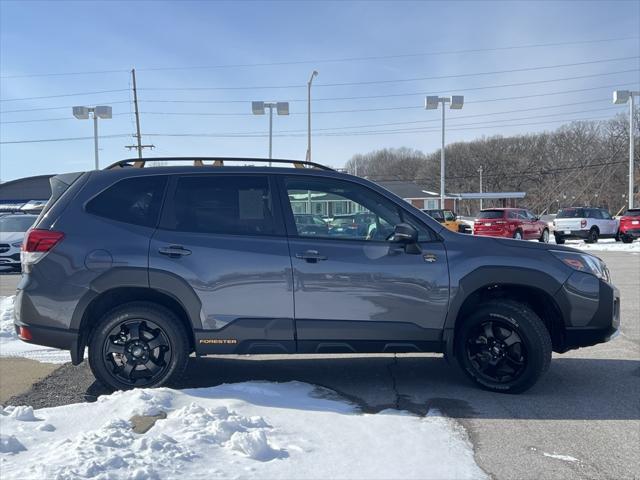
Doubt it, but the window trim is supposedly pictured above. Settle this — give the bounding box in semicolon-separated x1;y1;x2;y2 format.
156;173;287;238
83;173;169;229
276;174;439;244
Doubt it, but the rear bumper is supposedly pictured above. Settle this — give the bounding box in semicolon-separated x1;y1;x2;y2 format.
619;227;640;238
473;229;511;238
554;229;589;239
12;320;82;363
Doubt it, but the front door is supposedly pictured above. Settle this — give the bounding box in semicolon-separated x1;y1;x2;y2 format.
280;175;449;354
149;174;295;354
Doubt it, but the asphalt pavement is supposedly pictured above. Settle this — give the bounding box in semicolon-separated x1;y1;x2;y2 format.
2;251;639;479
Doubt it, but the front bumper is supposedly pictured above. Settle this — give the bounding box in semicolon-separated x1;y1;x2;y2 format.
554;272;620;352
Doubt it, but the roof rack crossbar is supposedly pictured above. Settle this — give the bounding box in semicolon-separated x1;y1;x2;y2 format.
106;157;334;171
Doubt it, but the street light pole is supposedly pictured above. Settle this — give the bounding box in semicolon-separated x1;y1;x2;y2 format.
613;89;639;209
306;70;318;162
425;95;464;209
93;113;99;170
251;101;289;166
268;104;273;162
479;165;483;210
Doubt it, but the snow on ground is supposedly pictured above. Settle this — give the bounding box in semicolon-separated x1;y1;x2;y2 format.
0;382;486;480
552;238;640;253
0;296;71;364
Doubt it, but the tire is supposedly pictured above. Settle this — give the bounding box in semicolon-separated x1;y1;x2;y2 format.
622;235;634;244
88;302;190;391
513;230;523;240
539;229;549;243
554;234;565;244
455;300;552;394
585;228;599;244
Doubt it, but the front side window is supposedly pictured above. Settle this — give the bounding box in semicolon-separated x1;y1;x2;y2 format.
285;177;433;242
165;175;282;236
86;175;167;227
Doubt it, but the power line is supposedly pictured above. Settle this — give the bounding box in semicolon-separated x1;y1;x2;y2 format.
0;100;131;114
140;56;639;91
0;134;131;145
2;36;636;79
0;89;130;103
0;112;130;124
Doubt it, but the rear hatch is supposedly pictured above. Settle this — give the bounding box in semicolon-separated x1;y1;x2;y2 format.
620;209;640;229
555;208;586;231
474;210;507;232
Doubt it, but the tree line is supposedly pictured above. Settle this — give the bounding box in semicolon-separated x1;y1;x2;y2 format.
344;111;639;216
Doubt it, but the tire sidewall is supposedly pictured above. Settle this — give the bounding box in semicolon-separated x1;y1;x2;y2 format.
88;303;189;391
456;303;549;393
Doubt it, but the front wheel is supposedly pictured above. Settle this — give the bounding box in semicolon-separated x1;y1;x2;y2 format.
585;228;599;244
88;302;190;391
455;300;552;394
513;230;523;240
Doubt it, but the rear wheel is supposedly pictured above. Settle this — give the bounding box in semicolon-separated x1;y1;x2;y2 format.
455;300;552;394
539;229;549;243
554;234;565;244
513;230;523;240
622;234;634;244
88;302;189;391
585;228;599;243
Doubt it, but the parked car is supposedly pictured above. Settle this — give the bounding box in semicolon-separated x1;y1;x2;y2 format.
473;208;549;242
294;214;329;236
553;207;619;244
328;212;385;238
618;208;640;243
14;158;619;394
422;209;472;234
0;214;38;271
539;214;557;234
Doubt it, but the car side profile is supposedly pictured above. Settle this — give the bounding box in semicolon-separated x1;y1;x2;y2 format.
553;207;619;244
473;208;549;242
14;158;619;394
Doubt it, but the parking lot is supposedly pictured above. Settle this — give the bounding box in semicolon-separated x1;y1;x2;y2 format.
1;250;638;478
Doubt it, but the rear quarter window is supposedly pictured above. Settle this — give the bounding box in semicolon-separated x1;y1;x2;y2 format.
86;175;167;227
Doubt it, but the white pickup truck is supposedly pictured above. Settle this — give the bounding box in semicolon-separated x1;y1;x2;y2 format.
553;207;619;244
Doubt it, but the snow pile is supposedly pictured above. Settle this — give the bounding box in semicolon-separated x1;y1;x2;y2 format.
0;296;71;364
0;382;486;479
557;238;640;252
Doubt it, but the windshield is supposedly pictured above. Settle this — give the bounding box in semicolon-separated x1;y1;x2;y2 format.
0;216;36;232
444;210;455;221
557;208;585;218
477;210;505;219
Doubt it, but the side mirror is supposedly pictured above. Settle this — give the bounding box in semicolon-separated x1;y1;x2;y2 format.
389;223;418;244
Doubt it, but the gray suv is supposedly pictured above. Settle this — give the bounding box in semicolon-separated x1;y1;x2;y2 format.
14;158;620;393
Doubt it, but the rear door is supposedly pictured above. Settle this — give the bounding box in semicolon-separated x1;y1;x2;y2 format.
149;174;295;354
279;175;449;354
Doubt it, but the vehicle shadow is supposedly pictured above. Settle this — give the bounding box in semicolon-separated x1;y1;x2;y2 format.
86;354;639;421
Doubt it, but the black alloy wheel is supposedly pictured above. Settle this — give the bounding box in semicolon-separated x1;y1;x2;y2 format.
465;320;526;384
102;319;172;386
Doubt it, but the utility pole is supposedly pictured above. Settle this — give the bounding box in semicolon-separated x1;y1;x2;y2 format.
613;89;639;209
478;165;484;210
126;68;154;161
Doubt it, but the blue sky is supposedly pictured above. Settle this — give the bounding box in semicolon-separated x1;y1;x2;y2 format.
1;0;639;180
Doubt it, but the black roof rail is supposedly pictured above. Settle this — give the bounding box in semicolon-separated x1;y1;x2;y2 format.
105;157;335;171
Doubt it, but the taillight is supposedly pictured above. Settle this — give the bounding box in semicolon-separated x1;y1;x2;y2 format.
21;229;64;269
580;219;587;228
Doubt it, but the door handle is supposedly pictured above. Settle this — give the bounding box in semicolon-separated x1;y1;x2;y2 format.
158;245;192;258
295;250;328;263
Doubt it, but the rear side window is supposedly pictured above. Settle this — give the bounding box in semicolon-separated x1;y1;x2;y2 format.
86;176;167;227
557;208;585;218
165;175;282;236
478;210;505;219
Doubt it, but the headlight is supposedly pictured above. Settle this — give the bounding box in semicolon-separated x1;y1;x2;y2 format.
11;241;23;248
551;250;610;282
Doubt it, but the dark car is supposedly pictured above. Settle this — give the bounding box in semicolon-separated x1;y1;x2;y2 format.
14;158;619;394
473;208;549;242
294;214;329;236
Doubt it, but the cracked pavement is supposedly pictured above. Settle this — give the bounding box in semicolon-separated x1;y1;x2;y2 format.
4;251;639;479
